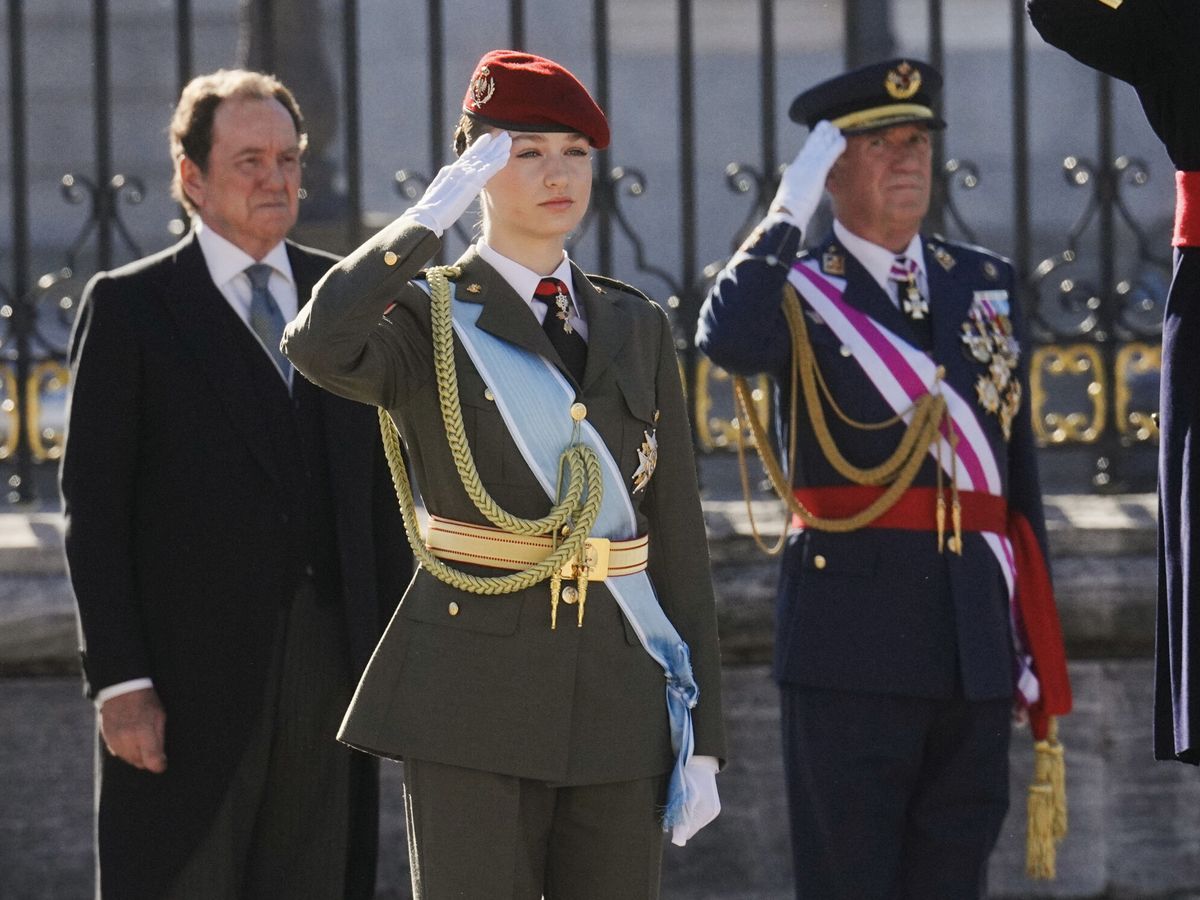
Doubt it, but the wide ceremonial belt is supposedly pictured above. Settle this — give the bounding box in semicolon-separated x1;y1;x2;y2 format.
790;486;1007;534
1174;170;1200;247
427;514;649;580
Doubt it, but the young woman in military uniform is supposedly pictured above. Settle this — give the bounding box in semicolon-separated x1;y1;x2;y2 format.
283;51;725;898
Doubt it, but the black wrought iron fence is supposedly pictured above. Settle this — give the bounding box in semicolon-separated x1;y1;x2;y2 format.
0;0;1171;503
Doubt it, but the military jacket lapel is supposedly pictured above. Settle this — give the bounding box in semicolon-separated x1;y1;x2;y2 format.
453;246;566;372
161;234;283;485
570;261;630;391
832;237;916;345
923;238;971;366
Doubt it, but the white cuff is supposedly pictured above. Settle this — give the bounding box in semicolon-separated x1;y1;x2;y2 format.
95;677;154;709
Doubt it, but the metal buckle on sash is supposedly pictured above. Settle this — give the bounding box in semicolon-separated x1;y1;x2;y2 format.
550;537;610;630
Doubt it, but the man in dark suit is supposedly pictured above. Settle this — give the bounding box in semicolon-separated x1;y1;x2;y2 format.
697;59;1071;897
60;69;408;899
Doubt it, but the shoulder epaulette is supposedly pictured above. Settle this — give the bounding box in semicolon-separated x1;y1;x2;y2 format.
929;233;1013;267
586;274;653;303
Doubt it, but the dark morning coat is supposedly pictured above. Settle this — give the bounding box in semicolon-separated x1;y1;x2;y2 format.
60;233;409;898
1028;0;1200;764
696;219;1052;703
282;219;726;785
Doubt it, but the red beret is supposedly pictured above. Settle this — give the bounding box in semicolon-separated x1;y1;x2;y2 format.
462;50;611;150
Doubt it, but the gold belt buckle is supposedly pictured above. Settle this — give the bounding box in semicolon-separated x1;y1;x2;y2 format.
558;537;610;582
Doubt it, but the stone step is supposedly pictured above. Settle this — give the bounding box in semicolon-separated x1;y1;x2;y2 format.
4;663;1199;899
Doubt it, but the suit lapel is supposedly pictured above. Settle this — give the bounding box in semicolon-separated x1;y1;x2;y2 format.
570;262;629;391
161;234;283;486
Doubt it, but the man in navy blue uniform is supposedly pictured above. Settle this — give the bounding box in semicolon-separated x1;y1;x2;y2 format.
697;59;1071;897
1028;0;1200;767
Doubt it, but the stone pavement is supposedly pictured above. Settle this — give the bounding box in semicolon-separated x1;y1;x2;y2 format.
2;455;1200;898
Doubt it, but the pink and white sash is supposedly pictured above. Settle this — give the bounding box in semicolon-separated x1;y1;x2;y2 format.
788;258;1040;706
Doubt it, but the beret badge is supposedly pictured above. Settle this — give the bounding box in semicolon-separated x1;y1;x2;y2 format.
470;65;496;107
884;62;922;100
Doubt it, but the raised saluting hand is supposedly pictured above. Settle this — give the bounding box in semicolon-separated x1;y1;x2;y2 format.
406;130;513;236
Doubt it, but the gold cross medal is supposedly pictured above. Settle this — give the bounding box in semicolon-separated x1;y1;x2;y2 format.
632;412;660;494
554;290;574;334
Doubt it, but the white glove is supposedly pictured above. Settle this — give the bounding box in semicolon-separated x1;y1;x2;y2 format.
670;754;721;847
769;120;847;236
405;131;512;236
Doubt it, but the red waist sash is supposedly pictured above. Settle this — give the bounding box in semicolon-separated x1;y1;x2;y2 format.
790;486;1008;533
1174;171;1200;247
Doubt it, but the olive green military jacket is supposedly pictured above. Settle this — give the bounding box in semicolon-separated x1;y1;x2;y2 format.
283;219;726;785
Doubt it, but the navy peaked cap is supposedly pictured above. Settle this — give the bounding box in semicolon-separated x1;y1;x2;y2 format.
788;58;946;134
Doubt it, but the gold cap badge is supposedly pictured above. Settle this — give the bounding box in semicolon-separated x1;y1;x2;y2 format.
471;65;496;107
885;62;922;100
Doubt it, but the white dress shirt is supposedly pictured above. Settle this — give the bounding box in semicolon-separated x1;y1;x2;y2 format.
95;222;299;708
833;219;928;309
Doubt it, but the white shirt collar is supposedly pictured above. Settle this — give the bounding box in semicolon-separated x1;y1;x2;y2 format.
476;241;577;310
833;220;925;298
194;218;295;291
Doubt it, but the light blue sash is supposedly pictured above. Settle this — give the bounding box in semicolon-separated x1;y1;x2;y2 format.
425;281;698;828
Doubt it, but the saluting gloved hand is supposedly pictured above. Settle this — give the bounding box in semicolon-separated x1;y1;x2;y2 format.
769;120;846;238
670;754;721;847
405;130;513;237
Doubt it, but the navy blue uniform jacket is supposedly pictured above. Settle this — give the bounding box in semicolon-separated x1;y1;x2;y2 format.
697;219;1053;704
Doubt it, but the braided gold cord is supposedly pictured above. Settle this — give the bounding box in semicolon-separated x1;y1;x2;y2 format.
734;281;947;538
375;265;603;595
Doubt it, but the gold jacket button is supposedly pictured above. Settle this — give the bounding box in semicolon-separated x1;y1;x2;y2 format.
813;554;827;570
561;585;579;605
483;389;495;402
569;402;587;422
383;250;399;266
448;601;460;616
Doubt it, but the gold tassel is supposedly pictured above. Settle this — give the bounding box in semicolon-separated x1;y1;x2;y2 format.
1026;716;1068;880
576;570;588;627
549;572;562;630
1026;780;1056;879
1047;717;1068;840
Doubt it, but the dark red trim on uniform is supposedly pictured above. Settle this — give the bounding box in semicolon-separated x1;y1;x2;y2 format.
789;485;1008;534
1174;171;1200;247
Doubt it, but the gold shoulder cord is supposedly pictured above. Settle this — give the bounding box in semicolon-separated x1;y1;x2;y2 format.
734;282;953;554
377;265;604;609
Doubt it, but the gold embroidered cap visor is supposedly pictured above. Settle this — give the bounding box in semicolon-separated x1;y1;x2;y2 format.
788;57;947;135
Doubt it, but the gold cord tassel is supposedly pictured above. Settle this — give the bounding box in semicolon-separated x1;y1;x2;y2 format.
549;572;562;630
1026;716;1068;879
576;571;588;627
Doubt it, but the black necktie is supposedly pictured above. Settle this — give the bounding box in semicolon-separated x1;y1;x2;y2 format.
533;277;587;384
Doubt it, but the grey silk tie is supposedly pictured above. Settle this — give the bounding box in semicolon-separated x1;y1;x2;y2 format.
244;263;292;383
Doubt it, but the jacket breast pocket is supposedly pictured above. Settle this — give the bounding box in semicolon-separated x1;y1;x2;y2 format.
457;384;513;485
